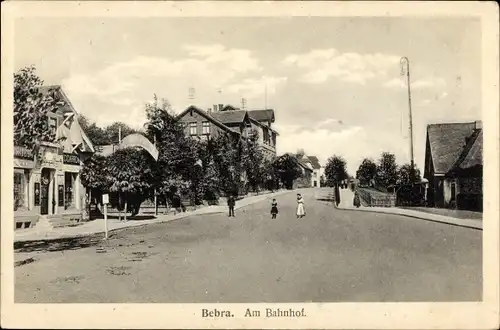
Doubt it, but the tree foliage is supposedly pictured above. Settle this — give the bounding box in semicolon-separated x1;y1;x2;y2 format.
356;158;377;185
375;152;398;188
13;66;62;150
397;163;422;185
143;95;199;199
325;155;348;186
241;129;265;192
78;114;138;146
273;153;302;189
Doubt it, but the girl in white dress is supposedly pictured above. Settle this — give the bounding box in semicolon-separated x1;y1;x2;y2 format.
296;194;306;218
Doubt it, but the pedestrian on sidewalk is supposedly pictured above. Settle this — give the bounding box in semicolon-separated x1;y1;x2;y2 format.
296;193;306;218
270;198;279;219
227;194;236;217
334;184;341;207
353;191;361;208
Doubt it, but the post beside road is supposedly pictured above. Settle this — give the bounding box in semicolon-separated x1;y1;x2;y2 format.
103;193;109;240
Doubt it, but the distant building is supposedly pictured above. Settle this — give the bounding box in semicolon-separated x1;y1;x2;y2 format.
307;156;324;187
423;120;483;211
14;85;95;230
176;104;279;161
293;154;314;188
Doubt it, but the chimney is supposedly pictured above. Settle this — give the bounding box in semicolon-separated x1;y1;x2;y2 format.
213;104;218;112
218;104;224;111
474;120;482;130
207;108;212;114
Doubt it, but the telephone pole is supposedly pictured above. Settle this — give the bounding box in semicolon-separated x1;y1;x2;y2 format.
400;56;415;183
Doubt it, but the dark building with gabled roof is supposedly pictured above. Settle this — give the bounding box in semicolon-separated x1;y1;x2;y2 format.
177;104;278;161
423;120;483;211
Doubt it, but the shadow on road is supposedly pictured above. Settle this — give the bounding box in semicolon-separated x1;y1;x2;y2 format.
14;234;104;253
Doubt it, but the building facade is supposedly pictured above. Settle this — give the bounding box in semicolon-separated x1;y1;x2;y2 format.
177;104;279;161
423;121;483;211
14;86;95;230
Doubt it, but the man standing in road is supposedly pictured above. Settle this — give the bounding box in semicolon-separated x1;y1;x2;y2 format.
227;194;236;217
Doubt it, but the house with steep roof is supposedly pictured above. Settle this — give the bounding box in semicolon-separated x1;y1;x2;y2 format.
14;85;95;229
423;120;483;211
176;105;241;142
307;156;324;187
177;104;279;160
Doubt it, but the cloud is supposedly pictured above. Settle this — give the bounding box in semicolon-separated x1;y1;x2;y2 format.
283;49;400;85
225;76;288;98
383;77;447;90
62;44;272;127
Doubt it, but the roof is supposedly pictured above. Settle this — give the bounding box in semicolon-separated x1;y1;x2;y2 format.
458;130;483;169
248;109;275;123
426;121;483;174
211;110;248;124
41;85;95;153
426;122;477;174
308;156;322;169
177;106;240;135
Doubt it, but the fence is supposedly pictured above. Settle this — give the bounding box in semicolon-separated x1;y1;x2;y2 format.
357;187;396;207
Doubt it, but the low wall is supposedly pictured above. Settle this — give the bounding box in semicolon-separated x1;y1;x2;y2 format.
357;187;396;207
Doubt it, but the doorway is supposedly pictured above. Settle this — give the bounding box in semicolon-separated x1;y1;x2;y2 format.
40;168;51;215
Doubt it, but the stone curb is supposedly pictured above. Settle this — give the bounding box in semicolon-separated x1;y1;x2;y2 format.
14;189;295;244
335;205;482;230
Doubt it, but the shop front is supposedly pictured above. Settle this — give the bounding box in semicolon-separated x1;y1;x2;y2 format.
14;143;87;230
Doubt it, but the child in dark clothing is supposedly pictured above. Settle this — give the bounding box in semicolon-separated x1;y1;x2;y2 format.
227;195;236;217
270;198;278;219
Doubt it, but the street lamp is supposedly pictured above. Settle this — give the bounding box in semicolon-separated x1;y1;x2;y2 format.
400;56;415;184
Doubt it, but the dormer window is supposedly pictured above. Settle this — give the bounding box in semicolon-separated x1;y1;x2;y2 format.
48;117;57;136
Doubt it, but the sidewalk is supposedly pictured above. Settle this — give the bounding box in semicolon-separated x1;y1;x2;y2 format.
316;188;482;230
14;189;295;243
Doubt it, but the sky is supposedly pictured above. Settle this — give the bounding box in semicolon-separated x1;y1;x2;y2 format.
14;17;481;174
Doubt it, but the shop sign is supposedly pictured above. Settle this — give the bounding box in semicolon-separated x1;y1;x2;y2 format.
14;146;34;160
14;158;35;169
63;153;80;165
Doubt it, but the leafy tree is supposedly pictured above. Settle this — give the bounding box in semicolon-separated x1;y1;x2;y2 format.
144;95;199;201
397;163;422;185
273;153;302;189
324;155;348;186
80;154;110;192
78;115;109;145
106;147;156;218
241;129;265;193
211;133;241;195
13;66;63;150
375;152;398;188
356;158;377;186
104;122;138;144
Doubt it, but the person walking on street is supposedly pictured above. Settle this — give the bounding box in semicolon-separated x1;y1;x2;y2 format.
227;194;236;217
270;198;279;219
334;184;341;207
353;191;361;208
296;193;306;218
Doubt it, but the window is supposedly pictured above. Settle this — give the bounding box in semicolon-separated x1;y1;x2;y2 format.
48;117;57;136
202;121;210;135
65;172;74;209
189;122;197;136
263;128;270;145
14;171;26;211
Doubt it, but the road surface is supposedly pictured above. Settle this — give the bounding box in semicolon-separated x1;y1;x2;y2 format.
15;189;482;302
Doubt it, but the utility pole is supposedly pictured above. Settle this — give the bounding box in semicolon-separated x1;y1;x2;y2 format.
241;98;247;109
400;56;415;183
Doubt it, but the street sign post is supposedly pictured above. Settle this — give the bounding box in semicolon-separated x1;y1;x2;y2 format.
103;194;109;239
